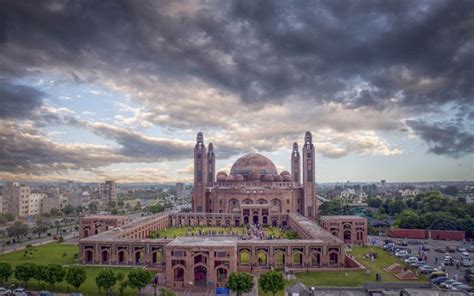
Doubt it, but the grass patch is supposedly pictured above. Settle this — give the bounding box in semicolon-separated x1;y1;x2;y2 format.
0;242;144;296
150;226;288;239
259;246;427;296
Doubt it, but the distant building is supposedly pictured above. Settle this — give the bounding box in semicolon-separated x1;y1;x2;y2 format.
41;193;68;213
99;181;117;200
399;188;420;197
29;193;45;216
466;195;474;204
175;182;185;198
2;182;31;217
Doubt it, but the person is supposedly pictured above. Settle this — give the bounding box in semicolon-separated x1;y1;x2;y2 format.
435;257;438;264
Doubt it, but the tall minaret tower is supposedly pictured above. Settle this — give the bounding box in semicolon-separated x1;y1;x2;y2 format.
207;143;215;186
302;131;317;219
192;132;208;212
291;142;300;184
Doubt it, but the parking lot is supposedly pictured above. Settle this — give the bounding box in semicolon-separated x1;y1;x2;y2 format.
370;236;473;285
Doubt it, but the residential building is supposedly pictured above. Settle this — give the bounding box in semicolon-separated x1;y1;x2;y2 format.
99;181;117;200
2;182;31;217
41;193;68;213
29;193;45;216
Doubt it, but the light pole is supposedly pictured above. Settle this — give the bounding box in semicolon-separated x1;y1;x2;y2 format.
311;286;315;296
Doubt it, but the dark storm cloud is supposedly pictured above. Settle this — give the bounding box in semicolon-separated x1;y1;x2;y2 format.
2;0;473;106
0;80;44;118
406;120;474;158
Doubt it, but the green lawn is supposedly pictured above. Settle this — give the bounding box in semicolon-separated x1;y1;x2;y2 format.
259;246;427;296
151;226;287;239
0;243;143;295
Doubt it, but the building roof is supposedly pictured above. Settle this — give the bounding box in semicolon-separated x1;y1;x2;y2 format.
320;215;367;221
168;236;237;247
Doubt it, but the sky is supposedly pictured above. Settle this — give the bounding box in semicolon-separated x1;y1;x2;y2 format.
0;0;473;184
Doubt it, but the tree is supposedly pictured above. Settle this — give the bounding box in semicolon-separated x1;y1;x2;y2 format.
127;269;152;296
89;201;98;214
62;204;75;216
44;264;66;288
116;272;128;296
34;264;47;288
65;266;87;290
7;221;29;242
95;269;116;295
258;271;285;296
33;216;49;238
23;244;38;258
227;272;254;296
0;263;12;284
14;263;37;287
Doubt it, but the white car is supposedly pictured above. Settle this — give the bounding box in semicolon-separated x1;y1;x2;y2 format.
447;282;464;290
461;258;472;267
405;256;418;263
395;250;408;258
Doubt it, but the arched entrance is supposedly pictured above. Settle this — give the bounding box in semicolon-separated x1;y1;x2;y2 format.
262;216;268;225
118;250;126;264
344;230;351;241
329;252;339;265
152;251;162;265
174;267;184;282
194;265;207;286
253;215;259;225
216;267;228;282
272;219;278;227
257;250;268;266
243;216;249;224
311;253;321;266
85;250;93;263
234;219;240;227
101;250;109;263
275;251;285;266
239;249;250;265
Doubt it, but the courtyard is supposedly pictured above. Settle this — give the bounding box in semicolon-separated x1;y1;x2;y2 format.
149;225;297;240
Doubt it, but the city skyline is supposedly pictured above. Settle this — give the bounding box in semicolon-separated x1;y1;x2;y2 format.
1;1;473;183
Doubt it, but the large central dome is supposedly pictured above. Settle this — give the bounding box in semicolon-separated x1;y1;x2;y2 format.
230;153;278;176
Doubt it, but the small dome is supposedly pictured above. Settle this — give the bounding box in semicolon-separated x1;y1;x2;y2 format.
225;175;236;182
282;175;291;182
280;171;290;176
263;175;274;182
217;171;228;177
217;174;226;182
248;169;261;181
274;175;283;182
234;174;244;181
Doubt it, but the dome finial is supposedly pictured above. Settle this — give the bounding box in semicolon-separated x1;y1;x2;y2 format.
305;131;312;143
197;132;203;143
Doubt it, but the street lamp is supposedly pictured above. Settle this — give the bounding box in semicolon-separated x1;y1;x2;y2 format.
311;286;315;296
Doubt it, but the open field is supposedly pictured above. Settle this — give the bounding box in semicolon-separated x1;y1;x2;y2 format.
259;246;427;296
0;243;141;296
150;226;289;239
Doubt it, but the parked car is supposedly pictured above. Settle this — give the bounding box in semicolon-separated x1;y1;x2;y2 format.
395;250;409;258
431;276;448;283
446;246;456;252
39;292;53;296
435;248;445;253
461;252;471;259
0;287;11;296
12;288;28;296
405;256;418;263
446;281;464;290
411;261;426;268
419;265;434;274
467;245;474;252
421;245;430;251
440;279;457;288
461;258;473;267
430;271;447;279
384;243;395;250
457;246;467;252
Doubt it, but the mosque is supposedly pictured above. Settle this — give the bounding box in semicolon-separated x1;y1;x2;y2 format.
78;131;367;289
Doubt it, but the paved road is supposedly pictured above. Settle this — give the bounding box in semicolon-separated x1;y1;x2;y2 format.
370;236;473;284
0;233;76;254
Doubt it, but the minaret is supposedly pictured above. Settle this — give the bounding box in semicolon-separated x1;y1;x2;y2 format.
207;143;215;186
291;142;300;184
302;131;317;219
192;132;208;212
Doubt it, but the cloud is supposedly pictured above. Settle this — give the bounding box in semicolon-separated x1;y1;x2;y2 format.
407;120;474;158
0;80;44;118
